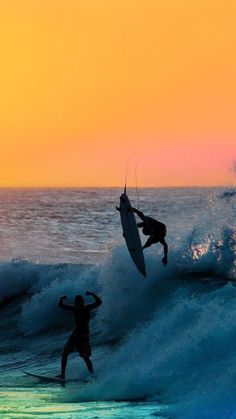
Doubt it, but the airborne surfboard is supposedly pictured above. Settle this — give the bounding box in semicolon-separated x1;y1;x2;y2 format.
119;188;146;277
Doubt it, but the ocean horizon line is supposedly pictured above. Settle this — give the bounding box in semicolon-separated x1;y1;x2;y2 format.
0;185;233;190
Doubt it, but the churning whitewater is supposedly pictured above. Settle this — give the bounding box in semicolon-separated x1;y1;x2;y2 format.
0;187;235;418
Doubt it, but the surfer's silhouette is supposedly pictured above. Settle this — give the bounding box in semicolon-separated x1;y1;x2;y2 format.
57;291;102;379
132;208;168;265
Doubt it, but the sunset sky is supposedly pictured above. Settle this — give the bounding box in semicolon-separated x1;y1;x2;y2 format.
0;0;235;187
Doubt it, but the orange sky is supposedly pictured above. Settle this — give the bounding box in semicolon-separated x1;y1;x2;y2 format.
0;0;235;187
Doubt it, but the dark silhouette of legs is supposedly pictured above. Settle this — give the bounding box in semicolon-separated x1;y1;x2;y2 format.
57;346;69;379
83;356;94;373
58;334;94;379
61;349;68;378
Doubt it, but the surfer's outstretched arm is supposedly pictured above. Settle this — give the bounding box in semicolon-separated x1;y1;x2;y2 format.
160;239;168;266
86;291;102;309
132;208;145;221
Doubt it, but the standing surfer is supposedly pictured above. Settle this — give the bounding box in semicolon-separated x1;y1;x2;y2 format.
132;208;168;265
57;291;102;379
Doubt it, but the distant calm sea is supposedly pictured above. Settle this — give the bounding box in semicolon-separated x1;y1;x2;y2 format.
0;187;235;419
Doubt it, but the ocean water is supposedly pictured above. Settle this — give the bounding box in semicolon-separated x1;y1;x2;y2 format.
0;187;235;419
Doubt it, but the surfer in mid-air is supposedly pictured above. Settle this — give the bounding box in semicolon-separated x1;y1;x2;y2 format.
57;291;102;379
132;207;168;265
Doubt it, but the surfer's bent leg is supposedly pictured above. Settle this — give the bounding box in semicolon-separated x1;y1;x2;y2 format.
142;236;158;249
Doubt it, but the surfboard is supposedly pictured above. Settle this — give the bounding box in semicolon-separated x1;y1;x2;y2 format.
119;190;146;277
22;370;88;384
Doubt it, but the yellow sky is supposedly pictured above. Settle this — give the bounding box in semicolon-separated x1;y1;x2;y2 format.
0;0;235;187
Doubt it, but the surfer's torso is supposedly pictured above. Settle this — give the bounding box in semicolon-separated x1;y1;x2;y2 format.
60;304;95;335
72;306;91;335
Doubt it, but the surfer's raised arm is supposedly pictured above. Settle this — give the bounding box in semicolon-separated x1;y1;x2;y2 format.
86;291;102;309
58;296;73;311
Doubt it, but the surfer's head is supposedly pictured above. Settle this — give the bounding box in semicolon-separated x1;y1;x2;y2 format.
74;294;84;306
